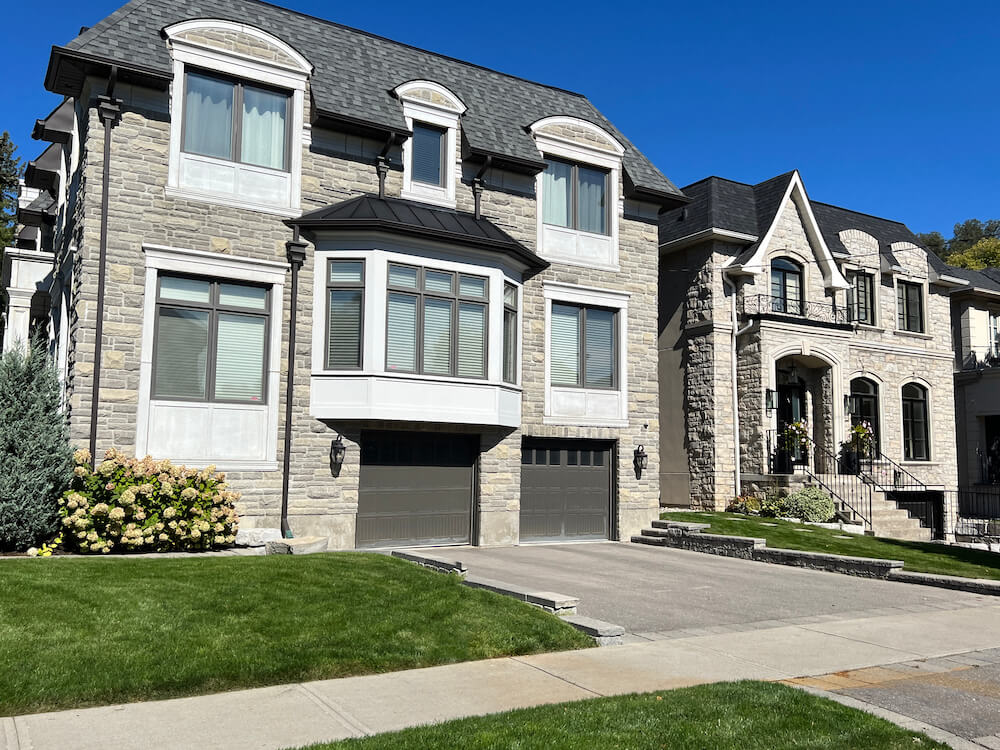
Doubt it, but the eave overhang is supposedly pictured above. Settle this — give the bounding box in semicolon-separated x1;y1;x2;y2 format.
32;98;76;143
23;143;63;194
44;46;170;96
659;227;759;254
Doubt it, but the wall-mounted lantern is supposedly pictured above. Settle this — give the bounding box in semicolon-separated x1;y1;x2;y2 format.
765;388;777;414
633;445;648;479
844;395;859;414
330;435;347;467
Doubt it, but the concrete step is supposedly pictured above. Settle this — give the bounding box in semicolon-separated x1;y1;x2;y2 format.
871;525;933;542
631;533;667;546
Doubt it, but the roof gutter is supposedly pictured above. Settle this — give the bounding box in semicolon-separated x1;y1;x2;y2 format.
45;45;170;95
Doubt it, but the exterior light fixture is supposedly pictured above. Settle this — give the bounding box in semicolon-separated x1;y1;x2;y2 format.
765;388;777;414
633;445;648;478
330;435;347;466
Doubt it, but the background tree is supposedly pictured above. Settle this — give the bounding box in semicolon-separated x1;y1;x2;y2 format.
948;219;1000;256
0;131;24;249
0;335;73;551
915;231;948;258
946;237;1000;271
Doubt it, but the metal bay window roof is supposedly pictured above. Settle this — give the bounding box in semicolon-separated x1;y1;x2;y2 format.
46;0;685;207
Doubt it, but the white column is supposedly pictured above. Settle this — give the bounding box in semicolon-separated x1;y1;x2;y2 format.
3;289;34;351
1;248;56;352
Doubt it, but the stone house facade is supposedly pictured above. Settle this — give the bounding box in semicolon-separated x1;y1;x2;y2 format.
658;171;963;540
3;0;686;549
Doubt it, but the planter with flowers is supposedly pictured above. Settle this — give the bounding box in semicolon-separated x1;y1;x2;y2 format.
839;421;875;476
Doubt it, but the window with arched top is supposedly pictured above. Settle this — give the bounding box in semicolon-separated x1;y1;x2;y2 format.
770;258;803;315
901;383;930;461
849;377;880;456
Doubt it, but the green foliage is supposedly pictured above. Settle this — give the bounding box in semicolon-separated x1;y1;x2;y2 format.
785;487;836;523
914;231;947;259
759;489;789;518
0;132;23;249
0;340;72;551
60;448;240;554
945;237;1000;271
727;495;762;514
949;218;1000;256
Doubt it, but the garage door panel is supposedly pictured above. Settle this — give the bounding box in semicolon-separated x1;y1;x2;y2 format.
358;432;476;549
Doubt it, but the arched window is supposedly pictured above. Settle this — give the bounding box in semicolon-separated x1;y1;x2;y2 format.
901;383;929;461
849;377;880;456
770;258;803;315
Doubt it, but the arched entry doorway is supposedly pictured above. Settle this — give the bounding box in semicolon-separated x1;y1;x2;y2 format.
771;353;837;474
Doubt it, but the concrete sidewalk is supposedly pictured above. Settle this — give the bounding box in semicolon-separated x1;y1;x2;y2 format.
6;603;1000;750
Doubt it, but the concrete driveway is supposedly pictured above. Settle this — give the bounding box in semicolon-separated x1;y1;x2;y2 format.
420;542;996;638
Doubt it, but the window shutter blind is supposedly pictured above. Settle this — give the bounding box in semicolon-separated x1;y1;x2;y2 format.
457;303;486;378
424;270;454;294
550;304;580;386
584;309;615;388
329;261;363;284
386;293;417;371
219;283;267;310
160;277;211;304
214;313;266;401
423;298;453;375
327;290;362;369
154;308;210;399
459;275;487;298
388;264;418;288
411;124;445;186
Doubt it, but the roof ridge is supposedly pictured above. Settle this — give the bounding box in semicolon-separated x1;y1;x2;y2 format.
237;0;589;99
808;199;911;228
753;169;797;189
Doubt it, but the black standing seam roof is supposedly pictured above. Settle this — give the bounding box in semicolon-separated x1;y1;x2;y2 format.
288;194;549;271
47;0;683;204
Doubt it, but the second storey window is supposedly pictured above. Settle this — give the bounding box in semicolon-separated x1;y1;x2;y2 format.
896;281;924;333
385;264;488;378
153;275;269;403
851;272;876;325
411;123;447;187
183;70;290;171
542;158;609;236
326;261;364;370
503;283;518;384
550;303;616;389
770;258;803;315
989;311;1000;357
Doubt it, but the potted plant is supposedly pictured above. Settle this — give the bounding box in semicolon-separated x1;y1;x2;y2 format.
839;421;874;475
785;420;810;465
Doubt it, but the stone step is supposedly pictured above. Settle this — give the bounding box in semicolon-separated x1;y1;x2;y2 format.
871;526;933;542
631;533;668;546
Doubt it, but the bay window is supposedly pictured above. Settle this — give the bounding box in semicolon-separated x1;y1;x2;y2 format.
550;303;617;389
183;70;290;171
503;283;518;384
896;281;924;333
385;264;488;379
542;158;609;236
326;260;364;369
152;275;269;403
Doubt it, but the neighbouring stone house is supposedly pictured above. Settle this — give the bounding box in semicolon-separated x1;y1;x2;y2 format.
2;0;687;549
658;170;965;540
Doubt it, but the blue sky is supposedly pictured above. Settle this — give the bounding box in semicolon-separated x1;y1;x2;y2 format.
3;0;998;235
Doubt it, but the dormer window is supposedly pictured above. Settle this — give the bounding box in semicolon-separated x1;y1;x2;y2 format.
542;158;609;236
411;123;447;187
770;258;803;315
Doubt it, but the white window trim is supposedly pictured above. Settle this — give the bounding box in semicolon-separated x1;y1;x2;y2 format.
542;281;629;427
165;21;309;217
530;119;623;271
136;244;289;471
395;81;465;209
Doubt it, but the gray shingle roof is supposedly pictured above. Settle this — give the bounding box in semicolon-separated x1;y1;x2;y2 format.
49;0;682;203
290;194;547;270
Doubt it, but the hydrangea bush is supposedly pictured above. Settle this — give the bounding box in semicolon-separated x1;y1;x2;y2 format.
59;449;239;554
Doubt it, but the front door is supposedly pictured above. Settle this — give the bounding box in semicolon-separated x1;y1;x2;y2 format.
777;384;805;463
986;416;1000;484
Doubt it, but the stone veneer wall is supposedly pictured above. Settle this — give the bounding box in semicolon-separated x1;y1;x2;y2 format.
62;58;661;546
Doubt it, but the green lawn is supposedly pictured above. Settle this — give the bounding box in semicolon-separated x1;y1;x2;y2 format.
665;511;1000;581
0;553;591;716
303;681;946;750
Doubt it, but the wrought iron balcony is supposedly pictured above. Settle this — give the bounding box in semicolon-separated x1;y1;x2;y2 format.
741;294;850;328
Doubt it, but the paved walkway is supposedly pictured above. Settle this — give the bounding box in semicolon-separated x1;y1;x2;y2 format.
5;602;1000;750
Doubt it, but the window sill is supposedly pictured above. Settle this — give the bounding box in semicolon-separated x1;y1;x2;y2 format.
542;417;629;428
400;187;456;210
311;369;520;390
900;461;939;466
540;255;621;273
166;185;301;218
893;329;933;340
854;324;884;333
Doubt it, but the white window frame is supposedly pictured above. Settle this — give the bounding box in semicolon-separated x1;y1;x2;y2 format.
395;81;466;209
531;117;623;271
137;244;288;471
164;20;310;217
543;281;629;427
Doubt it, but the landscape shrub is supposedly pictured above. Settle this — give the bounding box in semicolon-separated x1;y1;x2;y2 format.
785;486;836;523
727;495;763;515
59;449;239;554
0;339;73;551
758;489;789;518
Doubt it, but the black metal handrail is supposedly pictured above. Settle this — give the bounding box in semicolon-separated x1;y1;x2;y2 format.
864;451;927;493
741;294;850;327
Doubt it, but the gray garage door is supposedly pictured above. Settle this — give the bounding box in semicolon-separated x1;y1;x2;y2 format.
520;439;613;542
357;431;478;549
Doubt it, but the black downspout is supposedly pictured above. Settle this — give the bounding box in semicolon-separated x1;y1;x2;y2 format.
472;156;492;220
280;233;307;538
89;70;123;467
376;132;395;199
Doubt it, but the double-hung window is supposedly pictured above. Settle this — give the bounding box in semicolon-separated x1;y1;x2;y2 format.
896;281;924;333
183;70;291;172
851;272;876;325
410;123;447;187
152;275;269;403
550;303;616;389
503;283;518;384
326;261;364;369
542;157;610;236
385;264;488;378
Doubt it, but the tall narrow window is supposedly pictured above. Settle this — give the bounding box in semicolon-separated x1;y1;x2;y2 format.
770;258;803;315
153;275;269;403
989;311;1000;358
385;265;488;378
851;272;876;325
502;283;518;384
542;158;609;236
411;123;446;187
550;303;617;389
902;383;929;461
896;281;924;333
849;377;880;456
326;260;364;370
182;70;290;171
